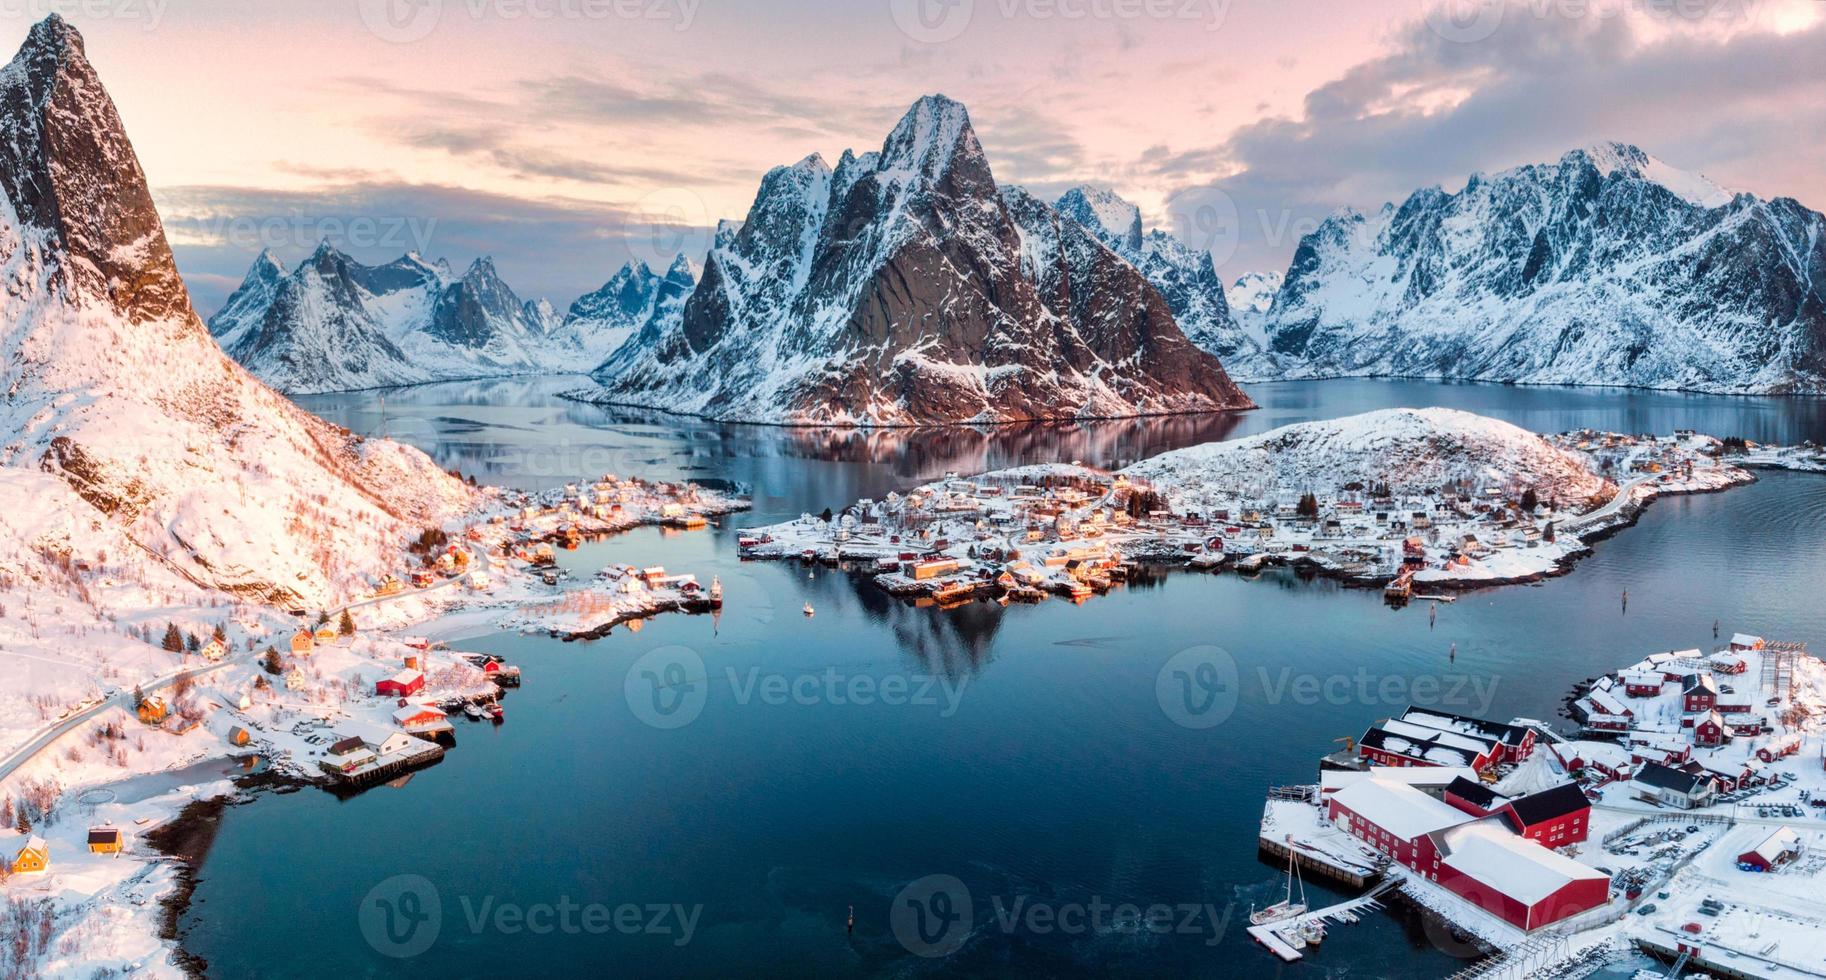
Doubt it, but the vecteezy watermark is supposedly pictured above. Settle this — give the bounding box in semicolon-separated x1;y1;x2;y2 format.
358;874;702;958
358;0;702;44
175;213;440;256
1155;645;1240;729
625;645;709;729
1155;645;1502;728
888;874;1232;958
1;0;170;30
624;646;970;728
889;0;1230;43
1255;666;1500;715
1423;0;1759;43
359;874;444;959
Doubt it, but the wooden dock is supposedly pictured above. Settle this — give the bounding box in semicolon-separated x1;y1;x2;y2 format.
1248;877;1403;962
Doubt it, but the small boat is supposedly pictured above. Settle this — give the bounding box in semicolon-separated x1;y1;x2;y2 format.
486;702;505;721
1296;919;1325;945
803;603;815;617
463;702;485;720
1250;847;1309;927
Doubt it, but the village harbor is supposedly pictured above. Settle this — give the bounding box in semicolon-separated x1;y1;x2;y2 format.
734;420;1804;612
1246;630;1826;979
0;469;745;955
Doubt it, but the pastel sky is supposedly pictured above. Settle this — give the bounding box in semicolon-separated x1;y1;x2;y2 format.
8;0;1824;314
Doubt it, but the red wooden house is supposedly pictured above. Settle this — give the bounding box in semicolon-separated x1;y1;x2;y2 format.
375;668;425;698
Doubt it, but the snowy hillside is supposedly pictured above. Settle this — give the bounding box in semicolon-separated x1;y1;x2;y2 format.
209;244;577;393
1266;142;1826;393
1123;408;1616;506
1055;186;1280;381
583;95;1253;425
0;15;477;609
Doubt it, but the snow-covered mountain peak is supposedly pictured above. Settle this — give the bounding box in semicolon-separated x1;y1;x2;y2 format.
878;93;980;180
1;14;476;606
0;12;193;326
1558;141;1734;208
1056;186;1143;254
588;93;1250;424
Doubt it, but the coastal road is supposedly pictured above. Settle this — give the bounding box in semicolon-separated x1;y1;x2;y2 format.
0;655;245;789
1561;476;1654;533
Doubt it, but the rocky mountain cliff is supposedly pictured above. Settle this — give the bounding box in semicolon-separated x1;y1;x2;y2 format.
0;15;474;607
1265;143;1826;393
1054;186;1279;381
585;95;1252;425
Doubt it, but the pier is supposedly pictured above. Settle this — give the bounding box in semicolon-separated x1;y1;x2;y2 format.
1248;877;1404;962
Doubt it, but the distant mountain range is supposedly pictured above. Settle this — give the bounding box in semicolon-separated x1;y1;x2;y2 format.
207;104;1826;405
1262;142;1826;393
209;244;697;394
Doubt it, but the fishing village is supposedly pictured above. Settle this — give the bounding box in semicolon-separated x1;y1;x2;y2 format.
1247;630;1826;979
734;424;1787;613
0;470;745;946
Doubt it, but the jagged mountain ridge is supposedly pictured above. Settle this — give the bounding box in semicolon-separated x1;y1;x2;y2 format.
563;254;696;369
0;14;475;607
586;95;1253;425
1054;186;1279;381
209;244;575;393
1265;142;1826;393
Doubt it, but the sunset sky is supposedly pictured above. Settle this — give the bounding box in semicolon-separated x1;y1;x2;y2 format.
10;0;1824;313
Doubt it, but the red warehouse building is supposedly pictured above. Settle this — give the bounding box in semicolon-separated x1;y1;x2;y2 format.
1424;821;1611;931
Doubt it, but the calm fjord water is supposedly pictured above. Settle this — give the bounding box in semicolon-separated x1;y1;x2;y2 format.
176;379;1826;978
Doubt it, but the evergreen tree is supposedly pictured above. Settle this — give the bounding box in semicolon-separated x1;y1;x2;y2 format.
263;647;284;676
339;609;357;637
131;684;144;708
1520;488;1539;512
1296;492;1320;519
0;796;11;829
185;633;201;653
161;623;183;653
212;622;228;643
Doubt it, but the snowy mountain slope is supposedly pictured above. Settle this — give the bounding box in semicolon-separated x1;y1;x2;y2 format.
1266;142;1826;393
585;95;1253;425
1123;408;1615;505
0;14;476;608
1226;271;1282;317
209;243;565;393
1055;186;1280;381
561;254;695;369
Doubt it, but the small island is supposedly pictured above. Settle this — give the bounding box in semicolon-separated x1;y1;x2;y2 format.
737;409;1801;607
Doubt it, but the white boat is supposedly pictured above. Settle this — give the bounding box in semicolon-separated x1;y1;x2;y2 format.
463;702;484;720
803;603;815;617
1250;846;1309;927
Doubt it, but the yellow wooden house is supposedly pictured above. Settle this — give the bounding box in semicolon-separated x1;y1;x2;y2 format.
10;835;48;873
137;696;170;726
88;827;123;855
289;628;314;657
